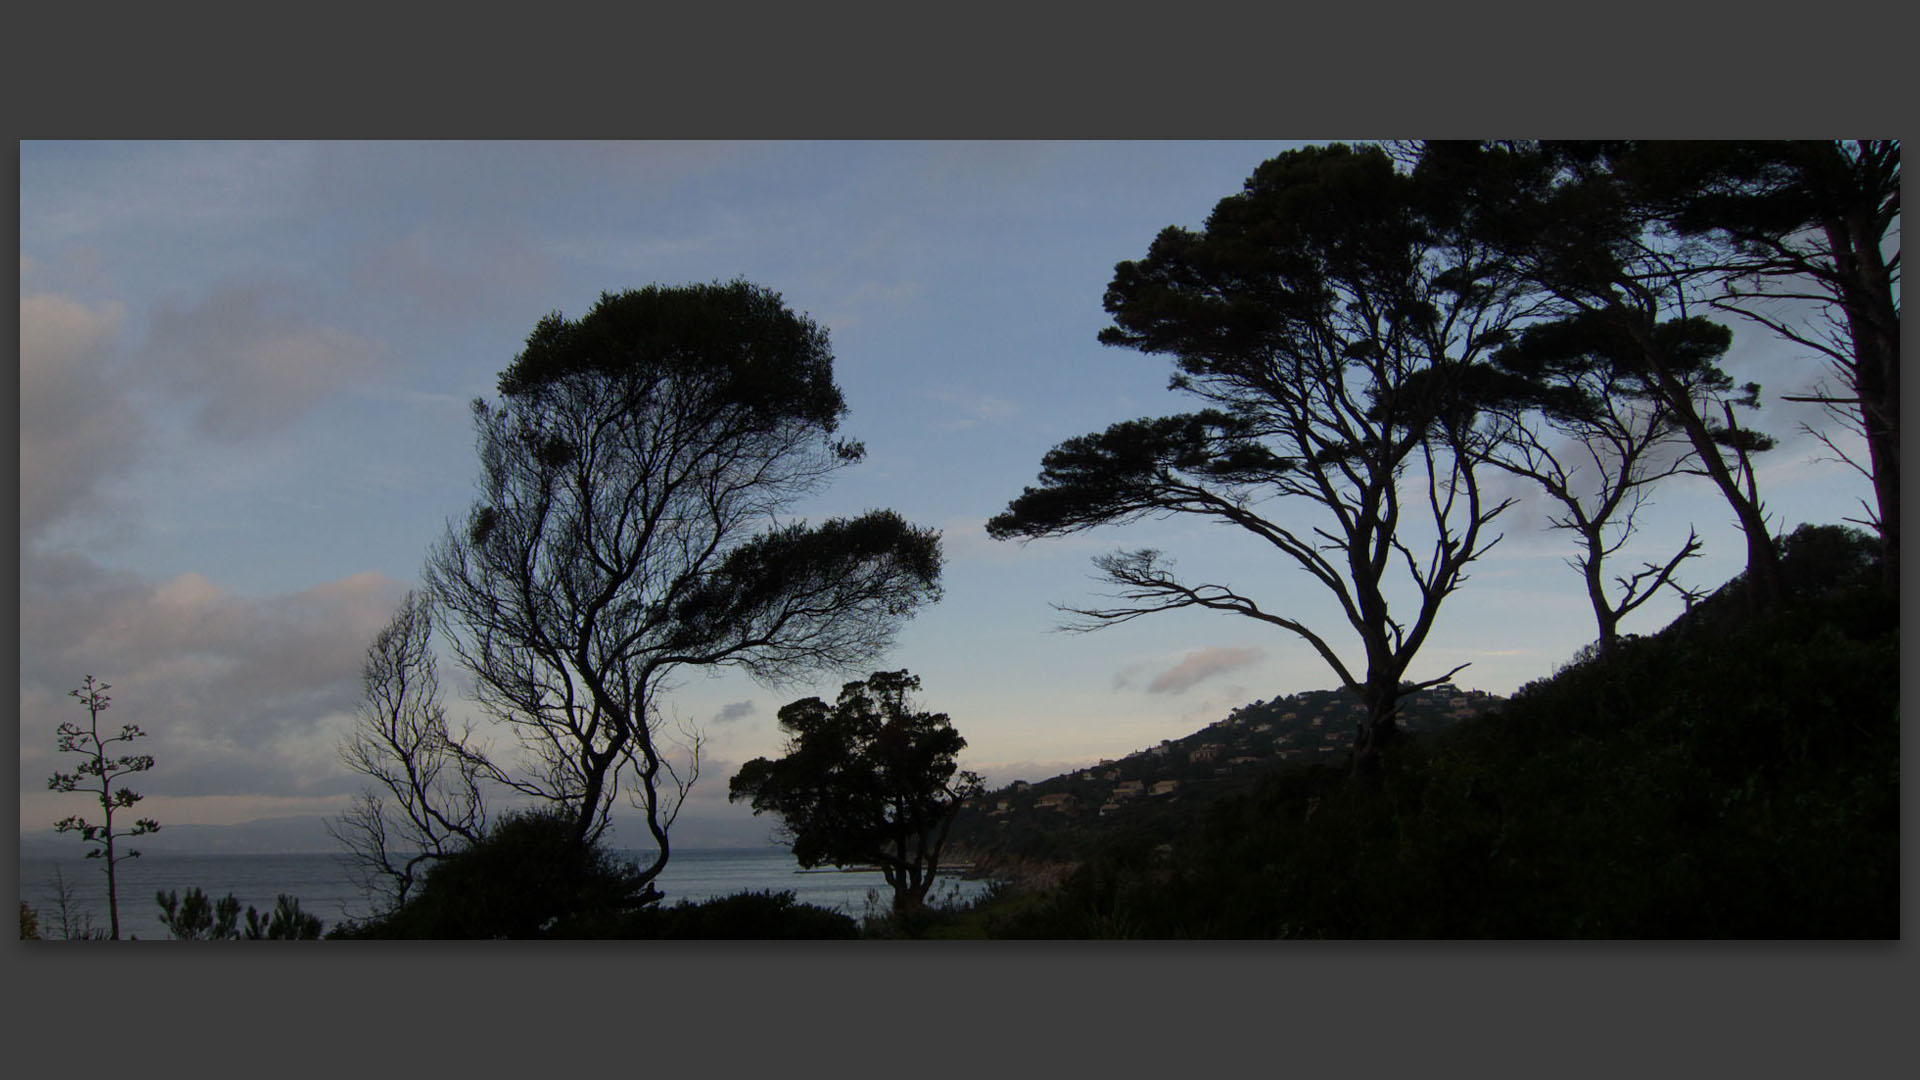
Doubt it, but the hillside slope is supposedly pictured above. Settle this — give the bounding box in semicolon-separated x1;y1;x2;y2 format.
968;524;1898;938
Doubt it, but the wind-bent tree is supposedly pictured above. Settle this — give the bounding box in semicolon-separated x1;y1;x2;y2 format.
329;590;488;915
1414;141;1788;610
989;144;1531;774
729;670;984;918
47;675;160;940
1474;312;1759;651
1621;140;1900;594
422;280;943;896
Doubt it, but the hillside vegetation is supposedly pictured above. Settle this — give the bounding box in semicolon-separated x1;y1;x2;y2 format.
963;524;1897;938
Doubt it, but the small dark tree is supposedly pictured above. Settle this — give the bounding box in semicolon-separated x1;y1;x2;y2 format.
156;887;241;940
989;144;1532;774
1413;141;1788;610
156;888;325;940
245;895;324;940
329;590;488;917
46;866;104;940
729;670;984;919
47;676;160;940
1472;311;1762;651
1621;140;1900;594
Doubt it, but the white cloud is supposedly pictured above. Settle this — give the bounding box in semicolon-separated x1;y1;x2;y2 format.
345;223;557;328
19;554;409;809
142;282;382;440
18;292;137;544
918;386;1020;431
1145;646;1266;695
817;279;924;332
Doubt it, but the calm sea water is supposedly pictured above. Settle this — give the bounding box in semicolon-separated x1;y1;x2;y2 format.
18;848;987;939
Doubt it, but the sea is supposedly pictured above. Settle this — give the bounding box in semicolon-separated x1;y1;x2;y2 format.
17;847;990;940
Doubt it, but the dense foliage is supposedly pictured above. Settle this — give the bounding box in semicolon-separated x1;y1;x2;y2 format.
730;670;984;916
990;143;1536;773
157;887;324;940
330;808;658;939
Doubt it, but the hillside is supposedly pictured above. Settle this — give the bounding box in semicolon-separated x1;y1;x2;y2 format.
950;683;1505;862
956;524;1898;938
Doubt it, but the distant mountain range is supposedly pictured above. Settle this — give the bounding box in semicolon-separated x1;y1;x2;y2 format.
18;815;342;857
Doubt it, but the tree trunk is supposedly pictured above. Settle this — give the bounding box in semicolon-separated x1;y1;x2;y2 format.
1830;209;1900;597
1619;310;1784;611
1581;525;1621;653
1349;680;1405;778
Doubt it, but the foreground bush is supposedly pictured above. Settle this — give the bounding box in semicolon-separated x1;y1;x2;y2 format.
331;808;655;939
602;889;860;939
330;808;860;939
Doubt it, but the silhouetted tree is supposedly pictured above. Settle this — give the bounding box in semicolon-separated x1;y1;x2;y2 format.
45;866;105;940
156;887;240;940
1623;140;1900;594
246;894;324;940
329;590;488;916
989;144;1532;774
1413;141;1787;609
422;280;943;897
1473;311;1760;650
730;670;984;918
46;675;159;940
156;887;325;940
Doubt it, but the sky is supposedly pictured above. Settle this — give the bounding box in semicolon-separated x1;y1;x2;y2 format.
16;140;1880;852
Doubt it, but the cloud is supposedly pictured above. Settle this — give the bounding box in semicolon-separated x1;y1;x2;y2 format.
713;700;757;725
18;293;138;544
918;386;1019;431
345;223;557;329
19;553;409;807
1144;646;1266;695
816;279;923;332
142;282;381;440
935;515;1106;567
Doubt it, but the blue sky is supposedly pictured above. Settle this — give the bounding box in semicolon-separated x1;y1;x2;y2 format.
18;140;1877;849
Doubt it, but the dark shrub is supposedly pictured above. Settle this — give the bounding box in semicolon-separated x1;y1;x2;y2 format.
336;808;654;939
614;890;860;939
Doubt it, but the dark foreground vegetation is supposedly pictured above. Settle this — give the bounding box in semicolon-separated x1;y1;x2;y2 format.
269;526;1895;940
972;525;1897;938
24;528;1891;940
